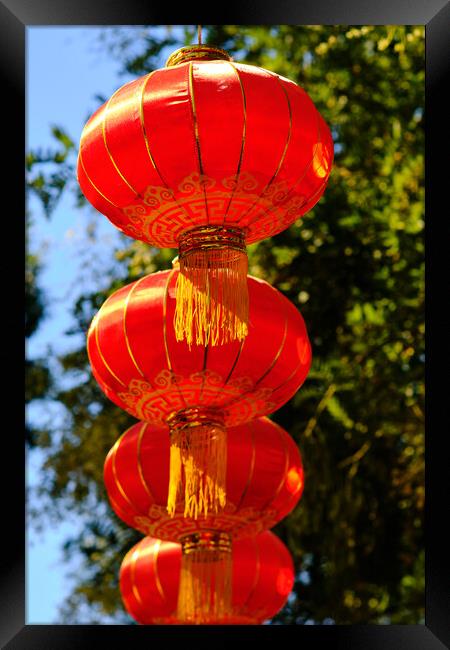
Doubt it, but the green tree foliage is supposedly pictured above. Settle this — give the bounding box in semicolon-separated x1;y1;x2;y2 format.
26;124;82;445
25;219;52;446
27;25;424;624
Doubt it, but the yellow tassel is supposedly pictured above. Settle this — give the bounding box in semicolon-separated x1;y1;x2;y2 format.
174;227;249;347
167;411;227;519
177;532;233;624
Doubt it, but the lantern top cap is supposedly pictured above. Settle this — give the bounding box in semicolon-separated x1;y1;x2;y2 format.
165;45;232;67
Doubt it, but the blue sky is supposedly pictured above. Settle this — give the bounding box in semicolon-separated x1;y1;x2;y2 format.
26;25;180;624
27;27;136;357
27;25;121;624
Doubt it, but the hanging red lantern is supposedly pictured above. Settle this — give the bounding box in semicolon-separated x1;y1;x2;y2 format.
77;44;333;347
106;416;302;622
90;269;310;517
120;531;295;624
104;416;304;537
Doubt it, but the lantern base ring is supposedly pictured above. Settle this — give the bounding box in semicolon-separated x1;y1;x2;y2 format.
178;225;246;259
180;531;232;555
167;407;225;432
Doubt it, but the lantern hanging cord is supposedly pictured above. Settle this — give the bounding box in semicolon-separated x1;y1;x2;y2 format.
197;25;202;45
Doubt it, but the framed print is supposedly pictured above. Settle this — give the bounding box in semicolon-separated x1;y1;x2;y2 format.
4;0;448;647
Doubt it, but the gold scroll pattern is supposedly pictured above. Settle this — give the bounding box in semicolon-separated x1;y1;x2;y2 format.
117;368;276;427
133;503;279;543
120;170;324;249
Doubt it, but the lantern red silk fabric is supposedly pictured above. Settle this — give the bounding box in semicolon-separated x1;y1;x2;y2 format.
77;52;334;250
87;269;311;427
104;416;304;542
78;45;333;349
120;531;295;625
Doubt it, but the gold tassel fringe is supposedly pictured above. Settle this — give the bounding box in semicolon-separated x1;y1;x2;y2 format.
177;532;233;624
167;409;227;519
174;227;249;347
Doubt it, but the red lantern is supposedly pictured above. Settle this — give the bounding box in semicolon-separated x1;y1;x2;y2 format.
104;416;304;538
78;44;333;347
120;531;295;624
90;269;310;516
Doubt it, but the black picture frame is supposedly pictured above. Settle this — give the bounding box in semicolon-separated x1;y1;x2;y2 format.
5;0;448;647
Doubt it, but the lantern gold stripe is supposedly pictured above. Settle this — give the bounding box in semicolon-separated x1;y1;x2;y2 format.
253;286;289;387
123;277;174;410
270;74;293;177
247;98;323;228
111;430;141;514
123;279;146;378
199;344;209;403
136;422;158;503
139;72;192;225
188;61;210;224
130;547;145;607
162;270;175;372
153;540;167;603
234;420;256;510
163;270;188;409
222;336;246;386
218;286;289;412
208;337;246;407
222;62;247;226
139;71;166;182
121;548;146;621
297;128;331;202
109;492;134;524
238;71;293;226
94;298;126;387
271;358;306;396
78;150;121;209
87;314;120;398
242;537;261;614
305;175;329;207
286;106;323;195
259;421;290;512
102;87;141;196
188;62;204;174
311;174;329;202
